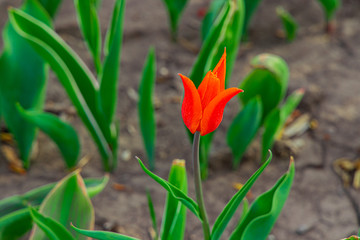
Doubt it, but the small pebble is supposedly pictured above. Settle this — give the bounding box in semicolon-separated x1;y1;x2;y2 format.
296;223;313;235
267;234;276;240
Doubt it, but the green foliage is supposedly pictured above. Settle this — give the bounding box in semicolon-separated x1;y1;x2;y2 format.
210;152;271;240
9;0;126;171
161;0;188;38
227;97;262;167
38;0;62;18
0;0;52;168
16;104;80;168
72;225;140;240
239;54;289;122
30;171;94;240
190;0;245;179
261;89;304;161
276;7;298;42
242;0;263;37
316;0;340;21
137;157;201;220
0;208;33;240
0;176;108;239
227;53;303;164
29;207;76;240
160;160;187;240
229;159;295;240
74;0;101;73
138;48;157;170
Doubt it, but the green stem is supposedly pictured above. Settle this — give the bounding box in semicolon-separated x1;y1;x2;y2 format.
193;131;211;239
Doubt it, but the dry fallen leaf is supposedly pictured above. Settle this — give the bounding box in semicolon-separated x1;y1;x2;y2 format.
1;145;26;174
112;183;126;191
333;157;360;189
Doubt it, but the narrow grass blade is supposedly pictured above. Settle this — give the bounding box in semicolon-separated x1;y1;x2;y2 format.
0;208;32;240
138;47;156;170
211;152;272;240
161;0;188;38
72;224;140;240
38;0;62;18
0;0;51;168
100;0;125;125
137;157;201;220
16;104;80;168
29;207;76;240
227;97;262;167
146;191;159;240
29;171;94;240
160;160;187;240
9;8;112;170
229;158;295;240
276;7;298;42
239;53;289;122
316;0;340;21
74;0;101;73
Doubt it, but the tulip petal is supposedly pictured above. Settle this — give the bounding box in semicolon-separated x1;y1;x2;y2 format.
198;71;220;111
213;49;226;91
200;88;243;136
179;74;202;133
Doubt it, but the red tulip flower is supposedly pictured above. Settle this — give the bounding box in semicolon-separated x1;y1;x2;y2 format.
179;50;243;136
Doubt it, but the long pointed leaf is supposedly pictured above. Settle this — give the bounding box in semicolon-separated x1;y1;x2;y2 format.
74;0;101;73
29;207;76;240
138;47;156;170
100;0;125;126
146;191;159;240
230;158;295;240
160;159;187;240
227;97;262;167
72;224;140;240
137;157;201;220
211;152;272;240
29;171;94;240
276;7;298;42
38;0;63;18
16;104;80;168
0;208;33;240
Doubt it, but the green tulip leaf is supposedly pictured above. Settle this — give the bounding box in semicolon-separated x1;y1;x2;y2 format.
161;160;187;240
229;159;295;240
29;207;76;240
138;47;156;170
99;0;125;129
211;152;272;240
316;0;340;21
239;53;289;122
71;224;140;240
0;0;51;168
137;157;201;220
146;191;159;240
276;7;298;42
38;0;62;18
227;97;262;167
161;0;188;38
16;104;80;168
29;171;94;240
9;8;113;170
0;208;33;240
74;0;101;73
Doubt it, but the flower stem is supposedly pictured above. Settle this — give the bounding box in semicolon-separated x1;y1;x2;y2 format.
193;131;211;239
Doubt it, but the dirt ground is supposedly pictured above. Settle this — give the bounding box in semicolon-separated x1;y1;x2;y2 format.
1;0;360;239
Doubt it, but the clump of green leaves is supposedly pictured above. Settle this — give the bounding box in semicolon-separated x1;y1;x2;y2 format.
276;6;298;42
227;53;304;166
0;0;62;169
8;0;126;171
0;174;108;239
161;0;189;39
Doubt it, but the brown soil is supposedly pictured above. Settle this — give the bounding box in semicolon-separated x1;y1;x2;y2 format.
1;0;360;239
